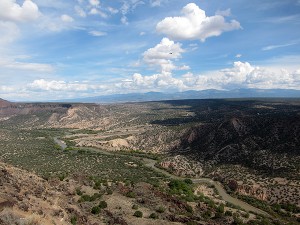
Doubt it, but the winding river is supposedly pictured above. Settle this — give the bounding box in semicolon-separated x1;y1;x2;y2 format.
54;137;269;217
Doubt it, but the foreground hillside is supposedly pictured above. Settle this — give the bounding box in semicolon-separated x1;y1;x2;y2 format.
0;98;299;224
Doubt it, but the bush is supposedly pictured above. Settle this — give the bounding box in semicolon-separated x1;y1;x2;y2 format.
156;206;165;213
132;204;139;210
75;188;82;196
126;191;136;198
70;216;77;225
91;206;100;214
186;205;193;214
99;201;107;209
225;210;233;216
149;213;158;219
133;210;143;218
217;204;225;214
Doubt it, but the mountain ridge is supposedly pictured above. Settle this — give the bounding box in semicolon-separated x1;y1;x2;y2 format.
54;88;300;103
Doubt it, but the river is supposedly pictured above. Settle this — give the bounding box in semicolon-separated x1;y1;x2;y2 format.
53;137;269;217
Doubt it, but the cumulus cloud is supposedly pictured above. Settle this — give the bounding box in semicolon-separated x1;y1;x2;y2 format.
118;61;300;92
61;14;74;23
156;3;241;41
143;38;186;74
2;61;299;101
0;0;40;22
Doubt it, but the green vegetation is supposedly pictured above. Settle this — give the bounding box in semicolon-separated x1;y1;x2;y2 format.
125;191;136;198
98;201;107;209
91;206;100;214
156;206;165;213
133;210;143;218
70;216;77;225
149;212;158;219
169;180;194;196
132;204;139;210
78;193;102;202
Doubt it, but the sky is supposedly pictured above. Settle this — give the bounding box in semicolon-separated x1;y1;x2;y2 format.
0;0;300;101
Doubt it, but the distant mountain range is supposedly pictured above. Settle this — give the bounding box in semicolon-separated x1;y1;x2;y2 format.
56;89;300;103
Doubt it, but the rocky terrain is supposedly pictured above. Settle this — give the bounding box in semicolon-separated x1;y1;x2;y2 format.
0;98;300;224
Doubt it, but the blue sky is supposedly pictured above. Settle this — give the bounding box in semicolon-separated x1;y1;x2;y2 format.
0;0;300;101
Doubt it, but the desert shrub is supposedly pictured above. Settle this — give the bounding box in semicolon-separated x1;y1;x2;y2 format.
91;206;100;214
156;206;165;213
186;205;193;214
217;203;225;214
70;216;77;225
126;191;136;198
133;210;143;217
99;201;107;209
225;210;233;216
132;204;138;210
149;212;158;219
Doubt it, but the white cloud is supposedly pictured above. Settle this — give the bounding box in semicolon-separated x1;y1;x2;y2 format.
107;7;118;14
89;0;100;7
61;14;74;23
139;31;146;36
120;0;144;24
28;79;105;92
116;73;186;91
75;5;86;17
262;41;298;51
150;0;161;7
156;3;241;41
143;38;185;74
118;61;300;92
0;0;40;22
235;54;242;58
121;16;128;25
89;8;107;18
0;57;54;73
89;30;107;36
216;9;231;17
2;61;299;101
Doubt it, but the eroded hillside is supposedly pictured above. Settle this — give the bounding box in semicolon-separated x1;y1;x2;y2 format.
0;98;300;224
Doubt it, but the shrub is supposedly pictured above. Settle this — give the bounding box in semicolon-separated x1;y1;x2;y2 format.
149;213;158;219
133;210;143;218
186;205;193;214
126;191;136;198
225;210;233;216
217;204;225;214
70;216;77;225
99;201;107;209
91;206;100;214
156;206;165;213
132;204;138;210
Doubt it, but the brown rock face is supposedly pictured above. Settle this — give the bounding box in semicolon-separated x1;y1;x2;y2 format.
0;98;12;108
